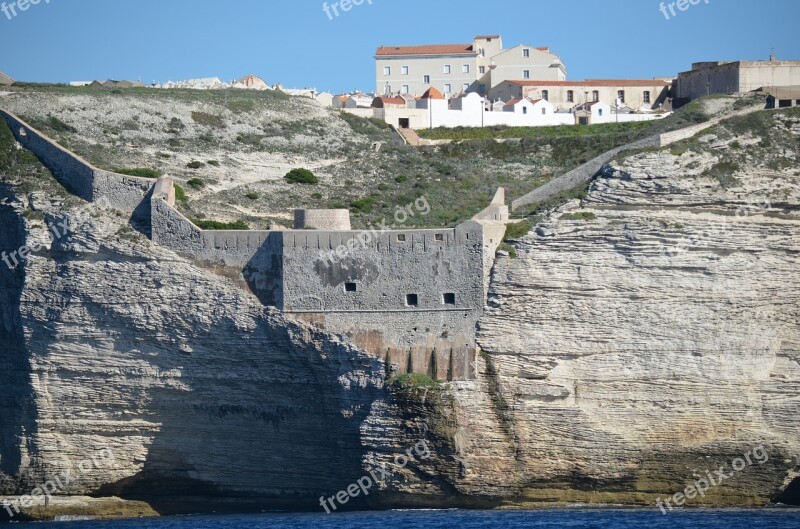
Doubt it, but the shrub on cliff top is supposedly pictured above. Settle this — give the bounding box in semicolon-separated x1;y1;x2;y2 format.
192;219;249;230
114;167;162;178
503;220;533;241
285;168;318;185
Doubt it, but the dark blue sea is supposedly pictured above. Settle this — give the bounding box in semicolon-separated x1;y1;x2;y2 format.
30;508;800;528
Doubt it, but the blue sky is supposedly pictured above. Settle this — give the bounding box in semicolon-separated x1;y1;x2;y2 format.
1;0;798;93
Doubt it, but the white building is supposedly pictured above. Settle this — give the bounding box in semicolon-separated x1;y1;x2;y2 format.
375;35;566;98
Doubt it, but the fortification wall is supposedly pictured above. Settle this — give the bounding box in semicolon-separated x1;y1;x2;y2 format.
512;136;659;211
294;209;351;230
0;110;153;214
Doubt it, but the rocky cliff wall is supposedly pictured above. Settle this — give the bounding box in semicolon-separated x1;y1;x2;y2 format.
474;108;800;505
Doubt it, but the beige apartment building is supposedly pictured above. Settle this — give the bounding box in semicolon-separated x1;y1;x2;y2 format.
674;57;800;102
375;35;566;98
493;79;673;111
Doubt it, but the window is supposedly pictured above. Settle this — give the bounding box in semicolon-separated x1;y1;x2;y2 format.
478;48;485;57
444;64;451;74
567;90;574;103
463;83;470;91
401;66;409;75
542;90;549;101
435;233;444;241
592;90;599;102
442;293;456;305
344;282;357;292
523;106;528;115
462;64;470;73
542;108;546;115
523;70;530;79
523;49;530;58
402;85;409;94
397;234;406;242
423;75;431;84
598;108;603;116
405;294;419;307
383;66;391;76
643;91;651;103
444;84;452;94
479;66;486;74
617;90;625;103
479;84;486;94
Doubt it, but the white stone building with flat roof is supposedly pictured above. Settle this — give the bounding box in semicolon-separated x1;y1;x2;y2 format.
375;35;566;98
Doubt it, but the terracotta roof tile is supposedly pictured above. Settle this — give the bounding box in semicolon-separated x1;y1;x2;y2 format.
376;44;475;56
421;87;444;100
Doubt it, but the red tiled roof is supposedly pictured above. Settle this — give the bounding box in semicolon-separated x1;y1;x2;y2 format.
421;87;444;99
372;97;406;107
376;44;475;56
508;79;672;87
504;98;523;106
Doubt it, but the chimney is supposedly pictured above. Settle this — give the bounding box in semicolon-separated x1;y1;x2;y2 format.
770;54;776;62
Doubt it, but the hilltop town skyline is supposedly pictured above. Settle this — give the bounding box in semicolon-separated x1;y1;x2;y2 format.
1;0;798;94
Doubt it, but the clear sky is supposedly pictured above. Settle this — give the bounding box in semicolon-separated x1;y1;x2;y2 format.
1;0;798;93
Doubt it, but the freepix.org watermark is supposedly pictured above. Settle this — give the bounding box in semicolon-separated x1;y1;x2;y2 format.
317;196;431;265
659;0;710;21
322;0;372;21
1;0;50;21
655;445;769;514
2;448;116;519
319;440;431;513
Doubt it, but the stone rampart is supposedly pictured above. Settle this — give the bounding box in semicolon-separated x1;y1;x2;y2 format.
0;110;153;214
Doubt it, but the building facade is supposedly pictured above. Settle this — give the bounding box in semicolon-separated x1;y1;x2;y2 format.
674;57;800;102
492;79;672;111
375;35;566;98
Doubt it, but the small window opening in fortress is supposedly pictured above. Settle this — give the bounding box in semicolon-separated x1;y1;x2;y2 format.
443;293;456;305
344;282;357;292
397;234;406;242
405;294;419;307
435;234;444;241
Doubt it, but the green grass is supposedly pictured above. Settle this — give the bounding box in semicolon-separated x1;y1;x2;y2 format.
174;184;188;204
113;167;162;178
388;373;441;389
187;178;204;188
560;211;597;221
245;192;259;200
497;243;517;259
503;220;533;240
191;111;225;128
46;115;78;133
191;219;250;230
350;197;377;213
419;121;653;141
186;161;205;169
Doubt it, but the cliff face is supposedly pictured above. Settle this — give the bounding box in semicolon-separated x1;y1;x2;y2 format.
1;104;799;518
474;108;800;505
0;191;395;508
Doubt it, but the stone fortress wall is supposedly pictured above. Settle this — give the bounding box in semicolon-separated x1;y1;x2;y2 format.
1;111;153;215
3;109;510;380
